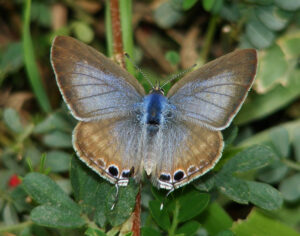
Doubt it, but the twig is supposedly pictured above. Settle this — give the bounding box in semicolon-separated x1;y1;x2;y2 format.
131;188;141;236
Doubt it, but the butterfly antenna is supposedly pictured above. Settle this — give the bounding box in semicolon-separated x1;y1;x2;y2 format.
161;64;197;89
160;187;174;210
124;53;154;88
111;184;119;210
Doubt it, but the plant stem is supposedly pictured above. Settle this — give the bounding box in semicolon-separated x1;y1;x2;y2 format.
131;188;141;236
109;0;125;68
282;159;300;171
168;201;180;236
0;221;33;233
200;14;218;64
23;0;51;113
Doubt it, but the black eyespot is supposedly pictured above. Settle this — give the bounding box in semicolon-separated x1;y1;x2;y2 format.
108;166;119;177
122;170;131;178
174;170;184;181
159;174;171;182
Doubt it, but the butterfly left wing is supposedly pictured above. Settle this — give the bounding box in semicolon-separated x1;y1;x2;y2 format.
167;49;257;130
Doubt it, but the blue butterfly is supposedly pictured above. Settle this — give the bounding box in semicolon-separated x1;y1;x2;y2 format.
51;36;257;191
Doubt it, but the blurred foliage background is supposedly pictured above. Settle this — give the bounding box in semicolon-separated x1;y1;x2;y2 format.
0;0;300;235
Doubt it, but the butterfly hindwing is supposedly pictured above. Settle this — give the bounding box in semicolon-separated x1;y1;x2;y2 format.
73;117;144;185
51;36;145;121
167;49;257;130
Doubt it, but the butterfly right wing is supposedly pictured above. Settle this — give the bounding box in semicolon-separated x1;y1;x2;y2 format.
51;36;145;121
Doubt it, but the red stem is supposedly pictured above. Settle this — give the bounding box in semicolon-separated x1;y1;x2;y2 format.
109;1;141;235
110;0;125;68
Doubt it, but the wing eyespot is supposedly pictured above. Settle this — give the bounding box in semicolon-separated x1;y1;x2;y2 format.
108;165;119;177
174;170;185;182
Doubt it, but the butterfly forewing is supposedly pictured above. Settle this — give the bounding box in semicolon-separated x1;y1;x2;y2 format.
51;36;145;121
167;49;257;130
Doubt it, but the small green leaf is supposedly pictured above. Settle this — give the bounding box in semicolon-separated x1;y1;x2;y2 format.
215;174;249;204
257;160;288;184
34;112;73;134
85;227;107;236
43;131;72;148
270;127;290;158
247;181;283;210
199;202;233;235
279;173;300;202
203;0;215;11
106;180;139;226
22;173;80;213
165;50;180;65
246;15;276;49
222;125;238;147
274;0;300;11
221;145;276;174
72;21;94;44
3;108;24;133
176;220;201;235
182;0;198;10
169;189;210;223
216;230;234;236
232;210;299;236
141;227;162;236
153;1;183;28
256;6;292;31
292;128;300;162
45;151;71;173
193;174;215;192
3;203;19;225
31;205;85;229
149;200;171;231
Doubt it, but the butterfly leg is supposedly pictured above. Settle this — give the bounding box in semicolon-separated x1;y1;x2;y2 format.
111;183;119;210
160;186;175;210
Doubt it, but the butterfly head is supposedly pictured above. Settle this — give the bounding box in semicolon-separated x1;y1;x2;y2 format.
150;81;164;95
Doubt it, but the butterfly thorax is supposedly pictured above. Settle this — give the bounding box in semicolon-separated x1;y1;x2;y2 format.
143;90;168;134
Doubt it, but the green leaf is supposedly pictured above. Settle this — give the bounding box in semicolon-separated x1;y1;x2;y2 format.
221;145;275;174
31;205;85;229
279;173;300;202
106;180;139;226
0;42;23;84
255;44;288;93
168;189;210;223
269;127;290;157
203;0;215;11
232;210;299;236
199;202;233;235
70;158;112;227
222;125;238;147
72;21;94;44
193;174;215;192
182;0;198;10
236;69;300;125
3;108;24;133
43;131;72;148
165;50;180;65
153;1;183;28
141;227;162;236
256;6;292;31
85;227;107;236
45;151;71;173
34;112;73;134
149;200;171;231
176;220;201;235
274;0;300;11
215;174;249;204
3;203;19;225
22;172;80;213
246;14;276;49
292;128;300;162
257;160;288;184
247;181;283;210
23;0;51;113
10;186;32;212
216;230;234;236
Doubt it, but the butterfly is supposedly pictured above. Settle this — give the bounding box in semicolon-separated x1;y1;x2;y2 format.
51;36;257;191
